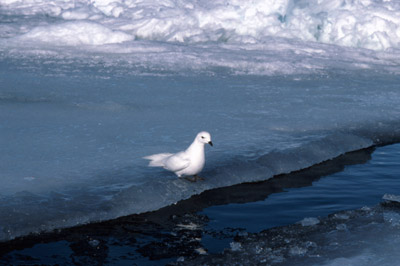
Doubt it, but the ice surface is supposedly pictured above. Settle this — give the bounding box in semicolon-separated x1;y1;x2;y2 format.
1;0;400;242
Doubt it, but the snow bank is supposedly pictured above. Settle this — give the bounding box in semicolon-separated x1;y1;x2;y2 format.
2;0;400;50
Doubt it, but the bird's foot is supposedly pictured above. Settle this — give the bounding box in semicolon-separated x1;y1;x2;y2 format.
183;175;205;182
184;176;197;182
194;175;205;181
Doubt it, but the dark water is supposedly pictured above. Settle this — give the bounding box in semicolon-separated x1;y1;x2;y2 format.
1;143;400;265
201;143;400;253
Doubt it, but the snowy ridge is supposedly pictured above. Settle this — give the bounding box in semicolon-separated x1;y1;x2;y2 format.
1;0;400;50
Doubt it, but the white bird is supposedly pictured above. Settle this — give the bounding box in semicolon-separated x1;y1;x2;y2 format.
144;131;213;182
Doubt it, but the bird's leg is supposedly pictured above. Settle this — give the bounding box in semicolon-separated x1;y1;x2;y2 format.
194;175;205;181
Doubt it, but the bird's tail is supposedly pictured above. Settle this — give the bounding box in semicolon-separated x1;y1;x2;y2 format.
143;153;173;167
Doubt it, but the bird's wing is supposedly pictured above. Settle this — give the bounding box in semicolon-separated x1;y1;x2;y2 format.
163;151;190;172
143;153;173;167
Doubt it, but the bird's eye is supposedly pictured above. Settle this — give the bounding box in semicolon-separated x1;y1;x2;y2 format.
201;136;205;139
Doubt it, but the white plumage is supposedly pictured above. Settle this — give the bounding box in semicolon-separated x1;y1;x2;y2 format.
144;131;213;181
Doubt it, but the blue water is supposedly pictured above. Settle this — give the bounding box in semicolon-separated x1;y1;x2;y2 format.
202;144;400;236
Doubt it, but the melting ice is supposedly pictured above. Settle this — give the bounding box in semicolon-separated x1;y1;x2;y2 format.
1;0;400;241
183;198;400;266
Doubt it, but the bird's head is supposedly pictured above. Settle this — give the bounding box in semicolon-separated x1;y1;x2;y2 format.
196;131;213;146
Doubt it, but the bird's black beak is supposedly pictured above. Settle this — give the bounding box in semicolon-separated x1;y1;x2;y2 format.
208;141;213;147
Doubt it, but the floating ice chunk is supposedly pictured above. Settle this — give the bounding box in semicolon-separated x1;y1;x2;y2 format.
289;246;307;256
299;217;320;226
88;239;100;247
230;242;242;251
176;222;201;230
334;213;350;220
336;224;347;231
20;21;133;46
361;206;371;211
254;245;264;254
382;194;400;203
305;241;317;249
195;247;207;255
383;211;400;226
